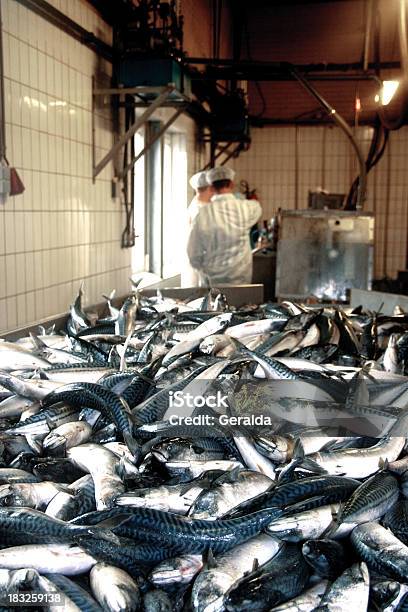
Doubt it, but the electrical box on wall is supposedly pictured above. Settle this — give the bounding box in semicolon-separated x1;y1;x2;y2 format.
0;164;10;197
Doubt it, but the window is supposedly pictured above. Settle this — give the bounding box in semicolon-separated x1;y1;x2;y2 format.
162;131;187;278
144;120;187;279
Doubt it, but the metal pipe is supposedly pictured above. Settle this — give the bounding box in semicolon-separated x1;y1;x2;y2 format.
373;148;379;275
383;138;391;276
405;189;408;269
91;76;96;184
117;106;184;179
363;0;374;72
290;65;367;208
15;0;113;60
93;85;174;179
399;0;408;76
321;126;326;189
295;126;301;209
0;0;6;159
160;127;164;278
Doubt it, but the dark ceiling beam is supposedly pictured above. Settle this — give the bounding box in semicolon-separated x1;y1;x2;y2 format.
250;116;375;126
246;0;362;4
190;71;382;82
185;58;400;71
186;60;399;82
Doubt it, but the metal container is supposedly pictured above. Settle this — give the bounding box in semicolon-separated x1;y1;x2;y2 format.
276;210;374;302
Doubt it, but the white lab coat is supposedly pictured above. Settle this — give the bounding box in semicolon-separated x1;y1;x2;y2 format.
181;197;206;287
187;193;262;286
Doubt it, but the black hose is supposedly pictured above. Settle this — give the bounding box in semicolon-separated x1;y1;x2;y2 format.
344;119;389;210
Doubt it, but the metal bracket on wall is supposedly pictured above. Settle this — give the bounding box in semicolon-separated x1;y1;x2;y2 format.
201;141;246;170
91;83;183;181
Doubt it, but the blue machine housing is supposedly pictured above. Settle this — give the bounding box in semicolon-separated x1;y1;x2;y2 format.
118;57;191;99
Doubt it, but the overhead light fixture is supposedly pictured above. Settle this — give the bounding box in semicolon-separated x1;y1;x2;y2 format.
378;80;400;105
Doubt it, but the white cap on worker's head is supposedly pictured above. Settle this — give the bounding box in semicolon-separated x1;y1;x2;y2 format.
189;171;210;190
206;166;236;184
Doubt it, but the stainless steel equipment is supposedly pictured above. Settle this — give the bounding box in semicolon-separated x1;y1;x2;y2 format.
276;210;374;302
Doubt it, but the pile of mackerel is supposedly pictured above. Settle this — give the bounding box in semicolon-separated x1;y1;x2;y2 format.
2;287;408;611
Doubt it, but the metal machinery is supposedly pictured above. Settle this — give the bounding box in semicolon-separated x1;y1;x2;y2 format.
276;210;374;302
197;85;251;170
89;0;251;246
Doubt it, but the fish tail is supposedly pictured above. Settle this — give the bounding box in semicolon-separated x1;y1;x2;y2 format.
124;432;141;463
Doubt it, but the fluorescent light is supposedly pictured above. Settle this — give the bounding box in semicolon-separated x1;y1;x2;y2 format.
381;80;399;105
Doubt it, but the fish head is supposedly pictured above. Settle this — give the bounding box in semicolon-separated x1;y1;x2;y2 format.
192;570;233;612
189;490;218;519
218;313;233;326
149;555;203;586
151;445;171;463
254;435;290;462
372;580;400;607
149;564;185;586
301;540;334;574
43;433;66;455
150;555;203;586
151;438;189;463
199;337;217;355
0;484;23;506
10;568;40;590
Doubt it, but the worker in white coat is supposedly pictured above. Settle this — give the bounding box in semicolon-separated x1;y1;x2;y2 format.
187;166;262;286
181;171;214;287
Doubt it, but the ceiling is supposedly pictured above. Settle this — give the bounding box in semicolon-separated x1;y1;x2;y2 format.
233;0;403;123
86;0;405;125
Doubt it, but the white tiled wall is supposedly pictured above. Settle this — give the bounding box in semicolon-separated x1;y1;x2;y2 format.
0;0;125;332
232;125;408;279
0;0;202;333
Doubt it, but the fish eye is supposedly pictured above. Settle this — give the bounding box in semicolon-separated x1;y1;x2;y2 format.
1;495;13;506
